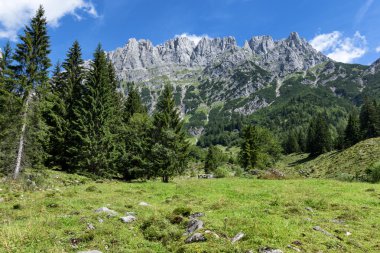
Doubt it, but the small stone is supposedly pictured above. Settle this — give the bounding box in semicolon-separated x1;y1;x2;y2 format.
0;197;4;203
185;219;203;235
305;207;314;212
185;233;207;243
125;211;136;216
189;212;204;219
345;231;352;236
231;232;245;243
98;218;104;223
87;223;95;230
313;226;334;238
287;245;301;252
120;215;137;223
138;202;150;206
331;219;345;224
94;207;118;217
259;247;283;253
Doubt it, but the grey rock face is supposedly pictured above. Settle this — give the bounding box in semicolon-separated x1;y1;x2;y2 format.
231;232;245;243
185;233;207;243
107;32;328;83
120;215;137;223
185;219;204;235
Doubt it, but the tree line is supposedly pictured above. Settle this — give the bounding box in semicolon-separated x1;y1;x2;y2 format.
0;6;189;182
284;98;380;156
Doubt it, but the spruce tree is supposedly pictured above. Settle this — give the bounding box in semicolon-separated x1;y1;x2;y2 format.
344;112;361;148
0;44;21;174
123;84;146;122
12;6;51;178
360;98;380;139
151;84;189;182
307;114;332;156
68;44;121;177
239;125;259;170
285;130;300;154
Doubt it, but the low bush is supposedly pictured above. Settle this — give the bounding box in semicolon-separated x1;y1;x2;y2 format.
365;161;380;183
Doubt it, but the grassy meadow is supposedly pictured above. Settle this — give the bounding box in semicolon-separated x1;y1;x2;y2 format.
0;171;379;253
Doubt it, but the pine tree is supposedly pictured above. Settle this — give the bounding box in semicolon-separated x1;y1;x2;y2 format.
307;114;332;156
239;125;259;170
360;98;380;139
344;112;361;148
151;84;189;182
12;6;51;178
204;146;225;174
0;44;21;174
284;130;300;154
123;83;146;122
68;44;121;177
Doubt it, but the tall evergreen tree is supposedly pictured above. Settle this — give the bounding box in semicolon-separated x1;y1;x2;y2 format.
68;44;121;177
284;130;300;154
239;125;259;169
360;98;380;139
151;84;189;182
307;114;332;156
123;84;146;122
344;112;361;148
12;6;51;178
0;43;21;174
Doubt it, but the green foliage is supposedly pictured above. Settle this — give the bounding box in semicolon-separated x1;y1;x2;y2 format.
204;146;226;173
239;125;282;170
214;165;231;178
365;161;380;183
121;113;153;180
68;44;123;177
343;112;361;148
152;85;189;182
123;83;146;122
284;130;300;154
360;97;380;139
307;114;332;156
11;6;51;171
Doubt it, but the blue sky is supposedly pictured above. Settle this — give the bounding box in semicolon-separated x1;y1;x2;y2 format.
1;0;380;65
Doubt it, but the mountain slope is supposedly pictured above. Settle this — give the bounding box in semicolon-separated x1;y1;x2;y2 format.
106;32;380;141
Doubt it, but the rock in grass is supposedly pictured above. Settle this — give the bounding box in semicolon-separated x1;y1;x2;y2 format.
189;212;204;219
120;215;137;223
87;223;95;230
185;219;203;235
287;245;301;252
231;232;245;243
138;202;150;206
94;207;118;217
313;226;334;237
185;233;207;243
305;207;314;212
259;247;283;253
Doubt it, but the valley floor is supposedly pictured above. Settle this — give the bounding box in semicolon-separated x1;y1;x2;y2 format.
0;173;379;252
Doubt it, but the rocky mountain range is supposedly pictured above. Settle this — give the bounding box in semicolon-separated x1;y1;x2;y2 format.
106;32;380;139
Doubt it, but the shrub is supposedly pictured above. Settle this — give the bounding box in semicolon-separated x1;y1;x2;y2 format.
85;185;99;192
365;161;380;183
214;166;230;178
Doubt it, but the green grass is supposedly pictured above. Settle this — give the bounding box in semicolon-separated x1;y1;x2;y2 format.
1;171;379;252
278;138;380;180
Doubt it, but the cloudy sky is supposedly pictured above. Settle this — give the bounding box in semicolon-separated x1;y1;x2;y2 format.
0;0;380;65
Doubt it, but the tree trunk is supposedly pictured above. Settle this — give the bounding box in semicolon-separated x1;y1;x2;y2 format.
162;175;169;183
13;92;32;180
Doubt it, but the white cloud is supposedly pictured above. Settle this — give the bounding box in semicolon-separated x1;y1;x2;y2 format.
310;31;367;63
175;33;211;45
0;0;98;40
376;46;380;53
